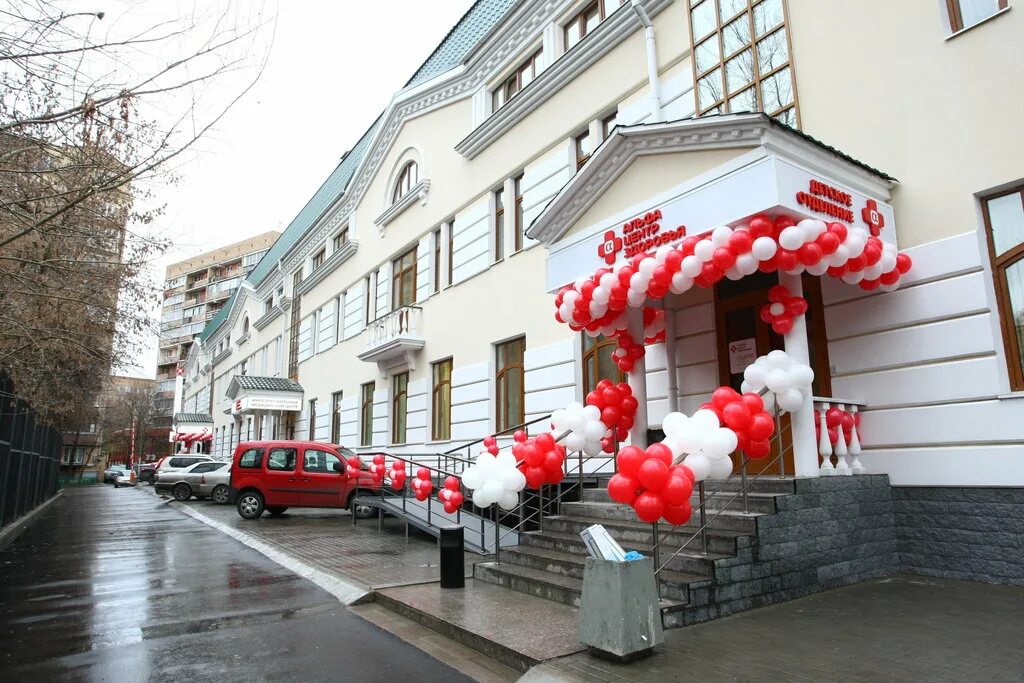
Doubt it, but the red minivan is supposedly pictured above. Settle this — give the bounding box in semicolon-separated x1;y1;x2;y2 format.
228;441;380;520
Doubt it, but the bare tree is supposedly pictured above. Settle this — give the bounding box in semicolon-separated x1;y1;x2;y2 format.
0;1;272;426
99;382;160;463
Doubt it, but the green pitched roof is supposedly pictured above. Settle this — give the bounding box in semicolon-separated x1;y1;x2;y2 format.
199;289;238;342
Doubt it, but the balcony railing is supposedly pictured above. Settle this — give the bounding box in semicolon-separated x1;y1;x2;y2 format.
813;397;865;475
358;305;425;371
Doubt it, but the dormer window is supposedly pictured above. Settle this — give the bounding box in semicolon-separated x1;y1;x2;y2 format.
393;161;419;203
492;48;544;111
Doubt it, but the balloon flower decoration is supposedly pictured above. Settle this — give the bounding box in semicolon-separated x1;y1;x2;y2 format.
551;402;607;457
512;432;567;489
345;455;362;482
585;379;638;448
369;454;387;485
607;443;696;524
461;450;527;510
411;467;433;501
437;476;465;514
740;350;814;413
759;285;807;335
481;435;500;456
388;460;407;491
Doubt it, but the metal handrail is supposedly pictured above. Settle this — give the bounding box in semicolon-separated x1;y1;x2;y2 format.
441;414;552;456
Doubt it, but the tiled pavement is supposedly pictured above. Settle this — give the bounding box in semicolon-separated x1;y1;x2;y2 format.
529;574;1024;682
163;494;478;589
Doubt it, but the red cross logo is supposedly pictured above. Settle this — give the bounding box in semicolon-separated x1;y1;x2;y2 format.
861;199;885;237
597;230;623;265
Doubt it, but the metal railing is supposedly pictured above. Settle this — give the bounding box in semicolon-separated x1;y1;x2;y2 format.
0;379;61;529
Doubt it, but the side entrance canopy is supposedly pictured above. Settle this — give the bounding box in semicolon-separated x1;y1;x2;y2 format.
225;375;304;416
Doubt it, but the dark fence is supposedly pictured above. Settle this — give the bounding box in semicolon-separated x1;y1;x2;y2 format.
0;374;61;529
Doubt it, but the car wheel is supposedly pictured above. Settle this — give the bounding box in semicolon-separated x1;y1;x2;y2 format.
212;485;230;504
237;491;264;519
350;496;376;520
266;506;288;517
172;483;192;502
114;483;120;489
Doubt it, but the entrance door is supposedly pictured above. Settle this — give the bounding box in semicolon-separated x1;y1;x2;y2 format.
296;446;348;507
714;272;832;474
262;446;302;507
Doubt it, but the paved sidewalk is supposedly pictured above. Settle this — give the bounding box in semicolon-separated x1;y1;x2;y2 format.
167;495;478;590
528;574;1024;682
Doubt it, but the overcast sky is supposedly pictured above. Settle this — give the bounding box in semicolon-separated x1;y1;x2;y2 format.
120;0;477;377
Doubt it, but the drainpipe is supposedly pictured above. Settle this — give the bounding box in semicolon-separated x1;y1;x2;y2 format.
631;0;664;123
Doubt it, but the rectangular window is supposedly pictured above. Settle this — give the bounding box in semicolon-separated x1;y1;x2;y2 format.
433;228;442;293
492;48;543;111
312;248;326;271
392;247;417;309
287;297;301;380
982;186;1024;390
690;0;798;127
602;111;619;139
575;129;594;171
308;398;317;440
494;188;505;262
564;1;602;51
513;175;524;253
447;221;455;285
331;391;344;443
495;337;526;432
360;382;375;447
365;273;376;325
293;268;303;288
582;334;626;394
432;359;453;441
391;372;408;444
267;448;297;472
264;297;273;315
333;227;349;252
947;0;1007;32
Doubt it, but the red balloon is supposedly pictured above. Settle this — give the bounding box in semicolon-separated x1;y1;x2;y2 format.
621;395;638;415
513;430;528;442
416;467;430;480
483;436;496;448
880;269;900;286
443;501;458;514
535;432;555;451
847;255;866;272
741;392;764;414
776;249;798;271
711;386;740;411
616;446;645;477
444;476;460;491
829;222;848;242
665;249;684;271
787;298;808;317
746;439;771;458
645;443;674;466
524;466;546;489
748;216;774;238
661;474;693;506
524;444;543;467
798;242;823;266
607;474;639;504
825;407;844;428
773;215;796;232
748;413;775;441
728;230;754;254
840;413;855;430
633;491;665;523
543;450;563;472
700;262;723;282
680;235;701;256
373;454;385;465
602;386;623;406
773;318;794;335
713;246;737;270
860;278;880;290
817;231;841;254
637;458;669;491
722;402;752;430
662;501;693;526
896;253;912;274
671;464;696;483
601;406;621;426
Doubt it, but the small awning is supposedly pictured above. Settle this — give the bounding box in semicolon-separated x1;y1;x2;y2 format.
225;375;304;414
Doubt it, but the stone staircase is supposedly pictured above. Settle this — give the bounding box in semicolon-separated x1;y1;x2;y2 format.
473;476;797;628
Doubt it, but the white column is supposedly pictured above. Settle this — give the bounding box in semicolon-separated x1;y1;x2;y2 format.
663;304;679;413
778;272;819;477
626;306;650;448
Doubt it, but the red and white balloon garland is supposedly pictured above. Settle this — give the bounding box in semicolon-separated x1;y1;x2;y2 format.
759;285;807;335
554;215;913;340
411;467;433;501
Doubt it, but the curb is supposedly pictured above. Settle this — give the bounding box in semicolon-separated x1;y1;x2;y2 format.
173;502;372;606
0;490;64;551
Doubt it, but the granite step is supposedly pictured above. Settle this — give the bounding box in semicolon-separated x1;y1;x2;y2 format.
582;487;781;514
517;529;724;577
543;513;747;554
559;500;762;534
472;560;690;624
373;579;585;673
589;476;797;496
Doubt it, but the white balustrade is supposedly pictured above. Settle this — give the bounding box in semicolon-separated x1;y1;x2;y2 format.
364;306;423;353
812;397;865;476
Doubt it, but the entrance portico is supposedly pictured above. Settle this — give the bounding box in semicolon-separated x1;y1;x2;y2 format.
528;113;910;478
225;375;304;442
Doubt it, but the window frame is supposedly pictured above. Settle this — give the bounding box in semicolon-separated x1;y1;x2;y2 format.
946;0;1008;32
513;175;524;253
391;371;409;444
492;48;544;111
330;390;344;444
495;337;526;432
575;129;593;171
393;161;419;203
360;381;375;447
981;186;1024;390
312;248;326;271
267;447;297;472
333;227;349;252
494;187;505;262
302;447;341;474
392;246;418;309
447;221;455;285
582;334;626;394
308;398;317;440
431;358;453;441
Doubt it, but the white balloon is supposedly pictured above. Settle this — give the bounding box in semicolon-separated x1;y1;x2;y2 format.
681;255;703;277
769;302;786;316
708;454;734;480
627;289;647;306
736;253;758;275
592;287;610;305
725;266;743;281
583;420;605;441
481;479;503;504
694;239;715;262
639;257;657;277
744;363;766;387
705;428;738;458
498;491;520;511
662;436;686;458
691;409;720;433
799;218;826;241
790;363;815;387
766;369;791;393
670;272;694;294
806;260;830;276
751;236;778;261
683;453;711;482
629;272;649;292
766;350;789;367
662;412;689;437
711;226;733;247
777;388;805;412
472;489;489;508
496;451;517;469
599;272;616;289
462;467;481;490
779;226;805;251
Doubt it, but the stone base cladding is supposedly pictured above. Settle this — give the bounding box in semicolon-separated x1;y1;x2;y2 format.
682;474;898;626
893;486;1024;587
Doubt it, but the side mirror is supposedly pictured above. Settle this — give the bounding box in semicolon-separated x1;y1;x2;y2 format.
333;462;343;474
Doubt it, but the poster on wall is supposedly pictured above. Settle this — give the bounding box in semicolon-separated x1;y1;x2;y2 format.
728;338;757;374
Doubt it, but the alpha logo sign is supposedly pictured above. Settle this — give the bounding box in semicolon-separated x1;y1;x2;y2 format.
596;209;688;265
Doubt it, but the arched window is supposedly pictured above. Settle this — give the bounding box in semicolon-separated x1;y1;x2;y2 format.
582;334;625;394
392;161;419;203
242;317;249;335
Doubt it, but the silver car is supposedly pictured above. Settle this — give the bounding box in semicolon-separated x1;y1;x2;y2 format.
156;461;231;503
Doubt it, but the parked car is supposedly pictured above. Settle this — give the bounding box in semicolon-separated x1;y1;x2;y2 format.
113;468;136;488
152;455;214;486
156;460;231;503
103;464;129;483
139;457;167;484
228;441;381;520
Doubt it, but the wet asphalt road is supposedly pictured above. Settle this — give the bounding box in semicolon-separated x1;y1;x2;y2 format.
0;486;471;682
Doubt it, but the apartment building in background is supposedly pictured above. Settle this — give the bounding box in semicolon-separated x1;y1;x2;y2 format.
155;232;279;416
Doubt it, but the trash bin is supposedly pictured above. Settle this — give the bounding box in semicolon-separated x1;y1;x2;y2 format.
578;556;663;661
438;525;465;588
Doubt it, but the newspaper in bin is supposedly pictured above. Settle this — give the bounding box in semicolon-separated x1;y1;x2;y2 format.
580;524;627;561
